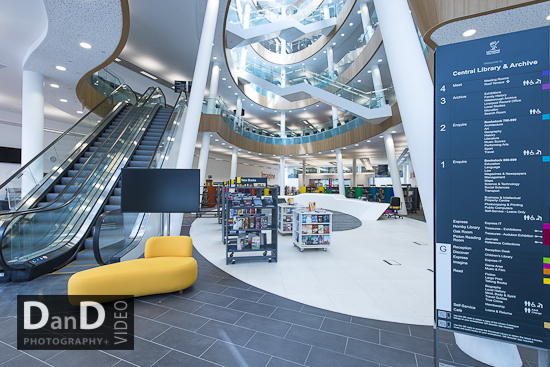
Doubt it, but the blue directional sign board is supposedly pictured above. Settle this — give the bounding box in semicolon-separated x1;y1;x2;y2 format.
435;27;550;348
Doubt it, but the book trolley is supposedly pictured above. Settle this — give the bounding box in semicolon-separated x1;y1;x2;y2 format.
277;203;302;235
292;208;332;252
222;185;278;264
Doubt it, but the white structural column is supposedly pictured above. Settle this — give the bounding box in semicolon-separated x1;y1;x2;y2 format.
359;2;374;38
198;133;211;187
335;149;344;195
235;98;242;127
404;162;410;185
206;62;220;114
176;0;219;169
243;3;251;29
383;133;406;215
21;70;45;196
279;156;285;191
374;0;521;365
302;160;306;187
331;107;339;128
280;112;286;135
352;158;357;187
230;146;238;179
371;64;386;106
327;46;334;78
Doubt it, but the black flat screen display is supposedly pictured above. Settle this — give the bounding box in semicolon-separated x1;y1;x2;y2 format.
121;168;199;213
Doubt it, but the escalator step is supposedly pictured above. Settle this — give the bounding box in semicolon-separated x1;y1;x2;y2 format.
109;196;121;205
104;204;120;212
114;188;121;196
129;161;148;167
84;237;93;250
132;155;151;161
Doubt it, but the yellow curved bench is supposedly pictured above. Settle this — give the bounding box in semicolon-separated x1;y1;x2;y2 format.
68;236;198;302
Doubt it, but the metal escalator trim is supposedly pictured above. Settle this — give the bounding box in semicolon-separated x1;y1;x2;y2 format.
0;88;163;272
0;84;137;206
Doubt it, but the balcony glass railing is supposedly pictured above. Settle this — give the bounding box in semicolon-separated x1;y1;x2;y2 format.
88;67;126;99
241;60;396;108
227;0;345;29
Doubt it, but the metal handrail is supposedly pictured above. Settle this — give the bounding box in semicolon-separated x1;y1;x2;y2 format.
0;87;162;272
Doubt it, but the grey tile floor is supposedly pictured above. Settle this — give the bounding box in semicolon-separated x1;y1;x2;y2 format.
0;216;538;367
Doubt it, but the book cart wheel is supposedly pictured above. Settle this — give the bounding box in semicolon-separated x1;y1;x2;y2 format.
324;248;327;252
263;251;267;256
268;258;272;263
231;259;236;264
300;248;304;252
230;252;234;257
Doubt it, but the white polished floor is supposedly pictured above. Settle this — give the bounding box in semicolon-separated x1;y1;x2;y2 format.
190;216;434;326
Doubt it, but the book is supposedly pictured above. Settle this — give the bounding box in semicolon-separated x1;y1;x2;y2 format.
306;236;313;246
261;216;268;229
312;225;318;234
253;198;263;206
318;224;323;233
302;215;307;223
306;215;312;224
250;234;261;250
286;224;292;231
323;236;330;245
312;237;319;245
260;233;268;246
244;199;252;207
250;208;256;215
324;225;329;233
263;198;273;206
249;217;255;229
243;217;249;229
307;225;313;234
255;216;261;229
237;231;246;250
309;202;316;211
311;215;317;223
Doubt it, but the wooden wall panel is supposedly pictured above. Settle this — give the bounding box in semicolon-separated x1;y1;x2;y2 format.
199;103;401;155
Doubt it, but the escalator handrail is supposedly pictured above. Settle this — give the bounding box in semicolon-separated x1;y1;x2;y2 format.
0;84;137;194
147;91;182;168
0;87;163;272
0;89;151;217
94;92;186;265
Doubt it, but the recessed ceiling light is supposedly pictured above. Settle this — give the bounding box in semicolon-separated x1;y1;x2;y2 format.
323;51;326;53
215;139;219;141
79;42;92;49
303;108;306;110
222;77;226;81
229;146;232;148
234;92;238;95
349;23;353;26
331;150;334;152
248;151;251;153
367;140;371;142
547;14;550;20
355;144;358;146
357;80;361;83
115;58;121;62
60;99;67;102
261;108;264;110
332;42;336;46
313;58;317;60
242;99;245;101
318;152;321;154
77;111;83;114
213;57;217;60
140;71;157;80
316;105;319;107
228;86;231;88
462;29;476;37
289;155;292;156
56;66;66;71
306;154;309;156
357;10;361;14
210;134;213;137
367;70;372;73
273;154;276;156
302;63;305;66
50;84;59;88
251;104;253;106
341;33;345;37
239;149;241;151
343;147;347;149
391;131;397;133
259;153;262;155
379;136;384;138
222;142;225;145
378;59;383;63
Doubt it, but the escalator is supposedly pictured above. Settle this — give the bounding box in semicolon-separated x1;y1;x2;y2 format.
0;86;173;281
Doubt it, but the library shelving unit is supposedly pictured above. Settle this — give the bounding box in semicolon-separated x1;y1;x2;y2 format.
222;186;278;264
403;186;420;213
277;204;302;235
292;208;333;252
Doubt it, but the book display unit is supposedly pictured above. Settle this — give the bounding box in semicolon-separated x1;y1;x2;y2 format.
277;204;302;235
222;186;278;264
292;208;333;252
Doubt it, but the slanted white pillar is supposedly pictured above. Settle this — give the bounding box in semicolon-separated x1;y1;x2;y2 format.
243;3;251;29
383;132;406;215
371;64;386;106
198;133;211;187
327;46;334;79
206;62;220;114
21;70;44;197
360;2;374;38
176;0;219;169
404;161;410;185
230;146;238;179
280;112;286;135
335;149;344;195
280;155;285;192
331;107;339;128
235;98;242;127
